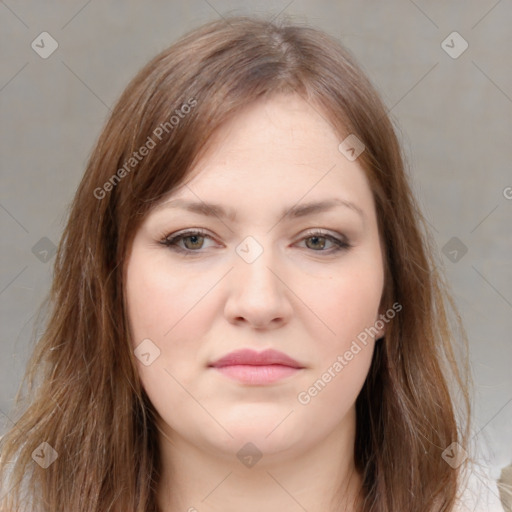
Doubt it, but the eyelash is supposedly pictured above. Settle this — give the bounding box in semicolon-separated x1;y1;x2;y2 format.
159;228;352;256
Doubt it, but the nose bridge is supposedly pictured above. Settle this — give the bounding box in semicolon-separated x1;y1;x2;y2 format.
225;235;292;327
235;235;280;294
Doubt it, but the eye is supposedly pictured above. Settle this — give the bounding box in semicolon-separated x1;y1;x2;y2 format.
159;228;352;255
298;230;351;253
160;229;215;254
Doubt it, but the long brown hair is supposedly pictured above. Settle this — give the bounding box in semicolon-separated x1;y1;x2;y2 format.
0;15;471;511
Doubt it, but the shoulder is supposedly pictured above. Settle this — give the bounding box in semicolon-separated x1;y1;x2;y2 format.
454;466;508;512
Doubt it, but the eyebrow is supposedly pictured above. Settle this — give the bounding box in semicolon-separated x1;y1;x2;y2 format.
155;197;365;222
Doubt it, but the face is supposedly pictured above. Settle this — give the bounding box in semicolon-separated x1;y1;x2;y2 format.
124;94;386;462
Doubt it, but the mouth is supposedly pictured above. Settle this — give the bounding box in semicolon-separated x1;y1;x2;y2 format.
208;348;305;385
211;364;302;385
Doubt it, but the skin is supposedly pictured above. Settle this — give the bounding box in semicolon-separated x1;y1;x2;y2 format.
124;94;386;512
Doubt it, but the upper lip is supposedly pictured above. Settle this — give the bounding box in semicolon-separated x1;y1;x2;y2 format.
209;349;304;369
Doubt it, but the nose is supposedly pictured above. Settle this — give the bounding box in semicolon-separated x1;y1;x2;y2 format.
224;248;293;330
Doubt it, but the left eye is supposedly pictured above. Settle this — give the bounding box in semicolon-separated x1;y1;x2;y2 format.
160;230;351;254
298;232;350;252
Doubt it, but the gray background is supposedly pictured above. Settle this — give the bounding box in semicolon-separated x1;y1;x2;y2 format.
1;1;511;509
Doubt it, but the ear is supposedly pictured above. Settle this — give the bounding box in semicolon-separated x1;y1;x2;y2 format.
374;301;402;340
374;310;387;341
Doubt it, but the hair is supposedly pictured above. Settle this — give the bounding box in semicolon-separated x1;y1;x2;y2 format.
0;14;471;512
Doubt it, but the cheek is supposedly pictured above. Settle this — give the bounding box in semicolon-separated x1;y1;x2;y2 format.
125;254;214;422
294;254;383;410
295;341;374;433
301;259;383;347
124;251;216;395
125;249;211;346
294;265;381;409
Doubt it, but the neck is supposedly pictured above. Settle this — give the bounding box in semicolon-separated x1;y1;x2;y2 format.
156;407;363;512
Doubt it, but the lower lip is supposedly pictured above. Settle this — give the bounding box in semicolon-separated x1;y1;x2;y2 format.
211;364;301;385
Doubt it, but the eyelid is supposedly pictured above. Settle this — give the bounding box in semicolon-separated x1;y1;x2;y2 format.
300;228;348;241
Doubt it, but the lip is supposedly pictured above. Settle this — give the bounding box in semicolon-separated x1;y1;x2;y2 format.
209;349;305;385
210;348;303;368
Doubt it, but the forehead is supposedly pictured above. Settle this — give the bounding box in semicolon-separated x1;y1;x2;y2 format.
152;94;375;223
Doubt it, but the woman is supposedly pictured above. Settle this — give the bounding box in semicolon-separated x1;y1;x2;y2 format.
0;15;472;512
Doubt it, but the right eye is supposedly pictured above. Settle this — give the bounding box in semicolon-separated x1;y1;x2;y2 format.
160;229;218;255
